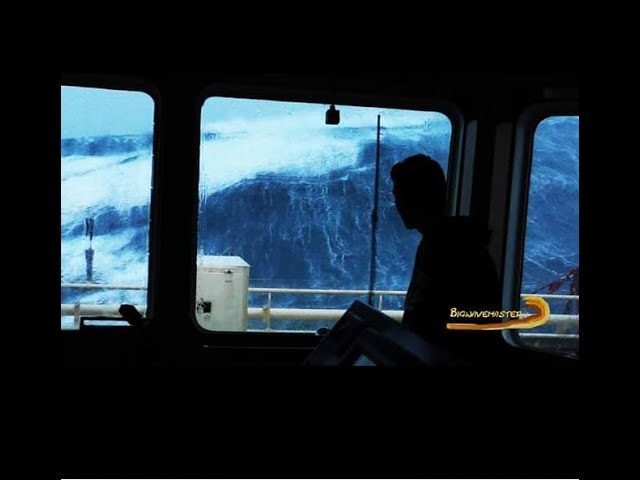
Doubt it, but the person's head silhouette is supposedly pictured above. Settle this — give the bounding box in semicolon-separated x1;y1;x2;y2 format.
390;154;446;232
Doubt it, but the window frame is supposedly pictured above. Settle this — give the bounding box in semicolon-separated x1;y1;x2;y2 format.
60;74;161;327
192;84;464;337
502;101;579;348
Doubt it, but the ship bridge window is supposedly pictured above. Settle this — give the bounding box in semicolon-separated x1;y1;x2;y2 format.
196;97;452;333
518;116;579;355
61;86;155;329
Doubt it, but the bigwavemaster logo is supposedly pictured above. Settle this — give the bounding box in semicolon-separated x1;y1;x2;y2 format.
446;296;550;331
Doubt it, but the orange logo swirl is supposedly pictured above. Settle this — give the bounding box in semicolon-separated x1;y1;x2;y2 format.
446;296;550;331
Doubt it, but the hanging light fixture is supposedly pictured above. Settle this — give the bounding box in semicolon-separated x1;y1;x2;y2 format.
325;104;340;125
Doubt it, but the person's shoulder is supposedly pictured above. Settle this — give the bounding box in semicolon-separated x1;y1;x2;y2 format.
435;217;490;247
430;217;492;267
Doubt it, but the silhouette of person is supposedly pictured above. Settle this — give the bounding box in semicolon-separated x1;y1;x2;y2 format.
390;154;503;348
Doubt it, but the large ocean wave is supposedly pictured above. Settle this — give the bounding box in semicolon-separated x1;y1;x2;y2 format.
61;114;578;327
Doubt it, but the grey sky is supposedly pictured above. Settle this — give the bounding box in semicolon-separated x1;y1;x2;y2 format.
61;86;155;139
61;87;319;138
62;87;447;138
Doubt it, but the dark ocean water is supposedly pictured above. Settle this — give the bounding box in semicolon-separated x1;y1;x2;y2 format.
61;115;578;330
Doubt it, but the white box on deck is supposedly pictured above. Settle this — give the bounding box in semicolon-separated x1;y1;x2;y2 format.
195;256;250;331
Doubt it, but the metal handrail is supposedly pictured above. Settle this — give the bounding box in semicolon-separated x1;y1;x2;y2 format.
61;283;579;334
61;283;147;290
62;282;578;298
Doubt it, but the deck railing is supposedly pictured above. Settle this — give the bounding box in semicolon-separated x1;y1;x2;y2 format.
60;283;579;340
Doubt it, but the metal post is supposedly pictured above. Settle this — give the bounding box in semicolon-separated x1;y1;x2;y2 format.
85;248;94;282
263;292;272;331
73;301;81;329
368;114;381;306
85;218;95;283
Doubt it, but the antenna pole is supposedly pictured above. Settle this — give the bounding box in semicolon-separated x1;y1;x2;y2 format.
368;115;381;306
85;217;95;282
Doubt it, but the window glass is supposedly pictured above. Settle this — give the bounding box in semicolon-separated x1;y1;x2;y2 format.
61;86;155;329
519;116;579;354
197;97;451;332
